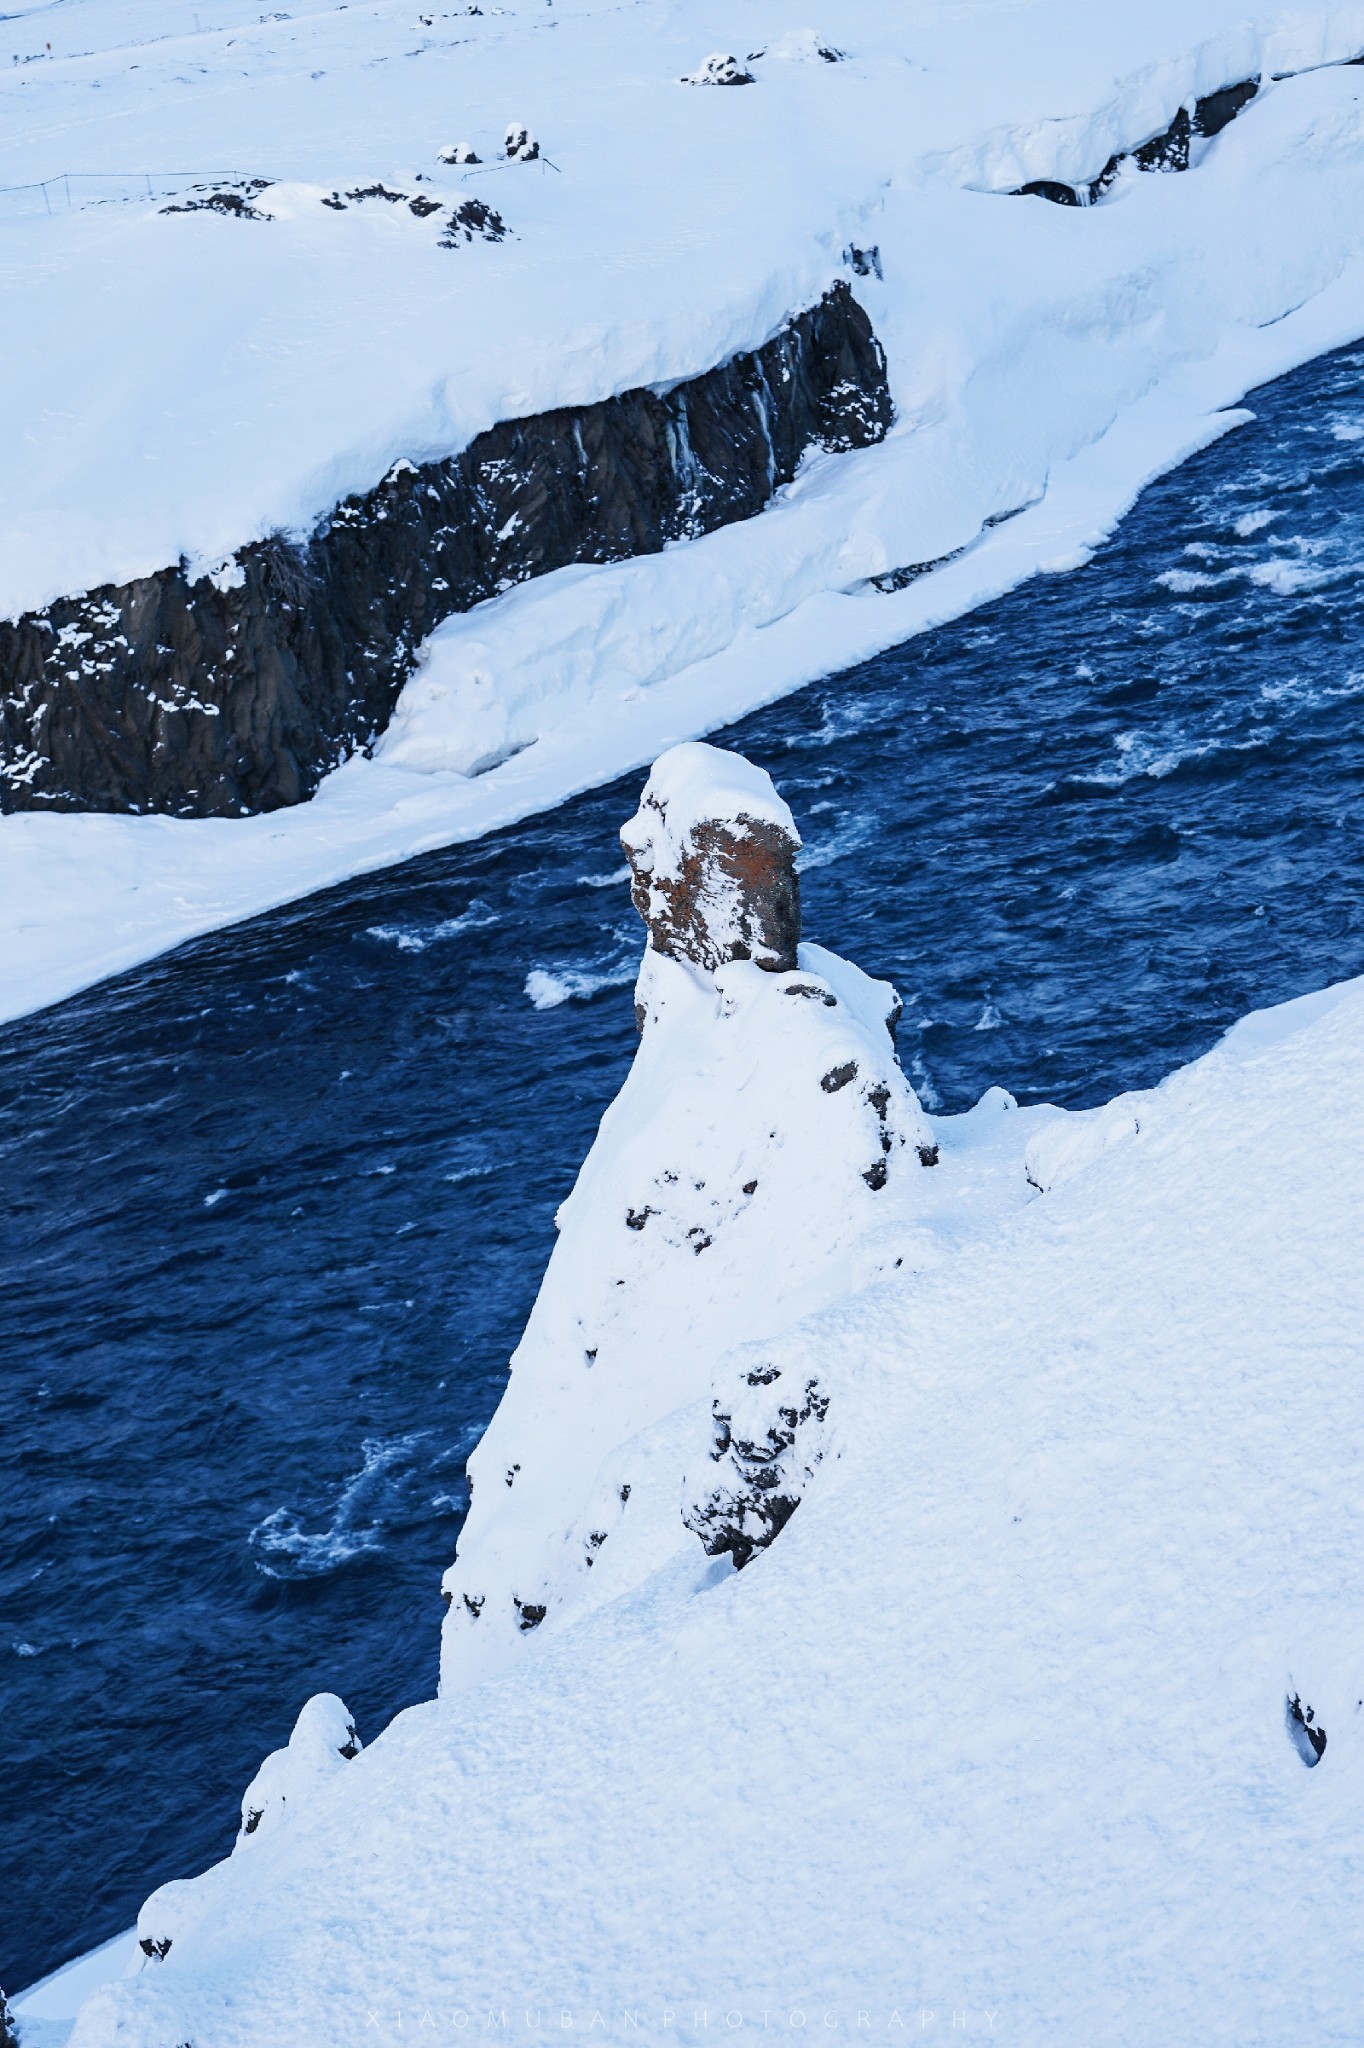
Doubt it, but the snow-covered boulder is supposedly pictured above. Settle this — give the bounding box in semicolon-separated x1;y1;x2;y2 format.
235;1691;360;1845
680;53;754;87
1023;1093;1145;1193
439;743;934;1691
503;122;539;161
683;1327;834;1568
753;29;845;64
437;141;479;164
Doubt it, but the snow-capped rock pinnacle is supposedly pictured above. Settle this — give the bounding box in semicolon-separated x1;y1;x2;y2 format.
620;741;802;978
437;742;935;1694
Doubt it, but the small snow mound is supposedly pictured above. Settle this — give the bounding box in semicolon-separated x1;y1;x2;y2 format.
755;29;844;64
237;1692;361;1846
504;122;539;161
680;53;754;87
438;142;480;164
1023;1097;1144;1194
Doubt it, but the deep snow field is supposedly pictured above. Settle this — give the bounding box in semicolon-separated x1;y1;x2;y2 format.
6;1;1364;2043
12;0;1364;1008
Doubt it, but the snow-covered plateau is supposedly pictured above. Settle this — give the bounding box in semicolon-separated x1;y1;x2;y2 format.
19;739;1364;2046
10;0;1364;1015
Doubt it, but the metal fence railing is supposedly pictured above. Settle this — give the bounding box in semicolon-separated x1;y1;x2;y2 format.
0;171;276;218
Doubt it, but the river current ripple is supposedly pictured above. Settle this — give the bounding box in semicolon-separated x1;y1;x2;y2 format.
4;343;1364;1988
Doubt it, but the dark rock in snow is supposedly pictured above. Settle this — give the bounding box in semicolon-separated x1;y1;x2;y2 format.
504;122;539;160
162;178;273;219
684;1356;831;1569
1286;1690;1327;1765
1;1985;18;2048
682;53;754;86
1;284;891;818
1194;78;1259;137
1017;177;1083;206
821;1060;858;1093
621;753;803;975
1015;74;1261;207
438;196;507;246
844;242;882;279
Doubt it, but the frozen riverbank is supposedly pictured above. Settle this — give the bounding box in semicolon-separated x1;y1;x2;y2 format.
9;1;1364;1013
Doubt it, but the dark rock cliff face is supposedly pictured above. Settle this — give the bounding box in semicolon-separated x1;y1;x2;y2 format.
0;282;891;819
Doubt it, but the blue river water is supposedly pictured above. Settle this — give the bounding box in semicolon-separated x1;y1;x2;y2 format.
4;340;1364;1993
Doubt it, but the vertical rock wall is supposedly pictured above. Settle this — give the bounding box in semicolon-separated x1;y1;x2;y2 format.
1;283;891;820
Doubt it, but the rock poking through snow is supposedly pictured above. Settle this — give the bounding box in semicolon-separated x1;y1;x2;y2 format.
621;741;801;976
439;742;934;1692
681;53;754;86
684;1333;833;1568
504;122;539;160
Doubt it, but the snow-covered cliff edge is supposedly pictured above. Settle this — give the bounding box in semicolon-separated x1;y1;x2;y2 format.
47;747;1364;2047
12;1;1364;1016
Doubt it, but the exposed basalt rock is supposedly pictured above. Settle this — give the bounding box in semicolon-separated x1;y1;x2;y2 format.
682;52;754;85
684;1347;832;1569
1286;1690;1327;1766
1;283;890;819
621;742;802;975
438;196;507;246
1016;76;1260;206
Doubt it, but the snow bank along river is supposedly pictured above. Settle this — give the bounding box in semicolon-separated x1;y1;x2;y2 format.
5;336;1364;1998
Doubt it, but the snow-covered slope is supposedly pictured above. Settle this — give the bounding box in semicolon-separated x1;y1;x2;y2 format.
53;750;1364;2048
10;1;1364;1016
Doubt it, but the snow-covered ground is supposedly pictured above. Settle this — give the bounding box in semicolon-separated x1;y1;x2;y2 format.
9;0;1364;1018
42;748;1364;2042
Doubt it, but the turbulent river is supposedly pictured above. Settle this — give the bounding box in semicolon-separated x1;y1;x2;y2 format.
5;341;1364;1991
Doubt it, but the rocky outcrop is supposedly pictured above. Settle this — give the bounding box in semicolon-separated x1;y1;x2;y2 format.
0;1985;18;2048
1017;76;1260;206
438;743;935;1694
684;1338;833;1569
0;283;891;819
621;742;802;977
